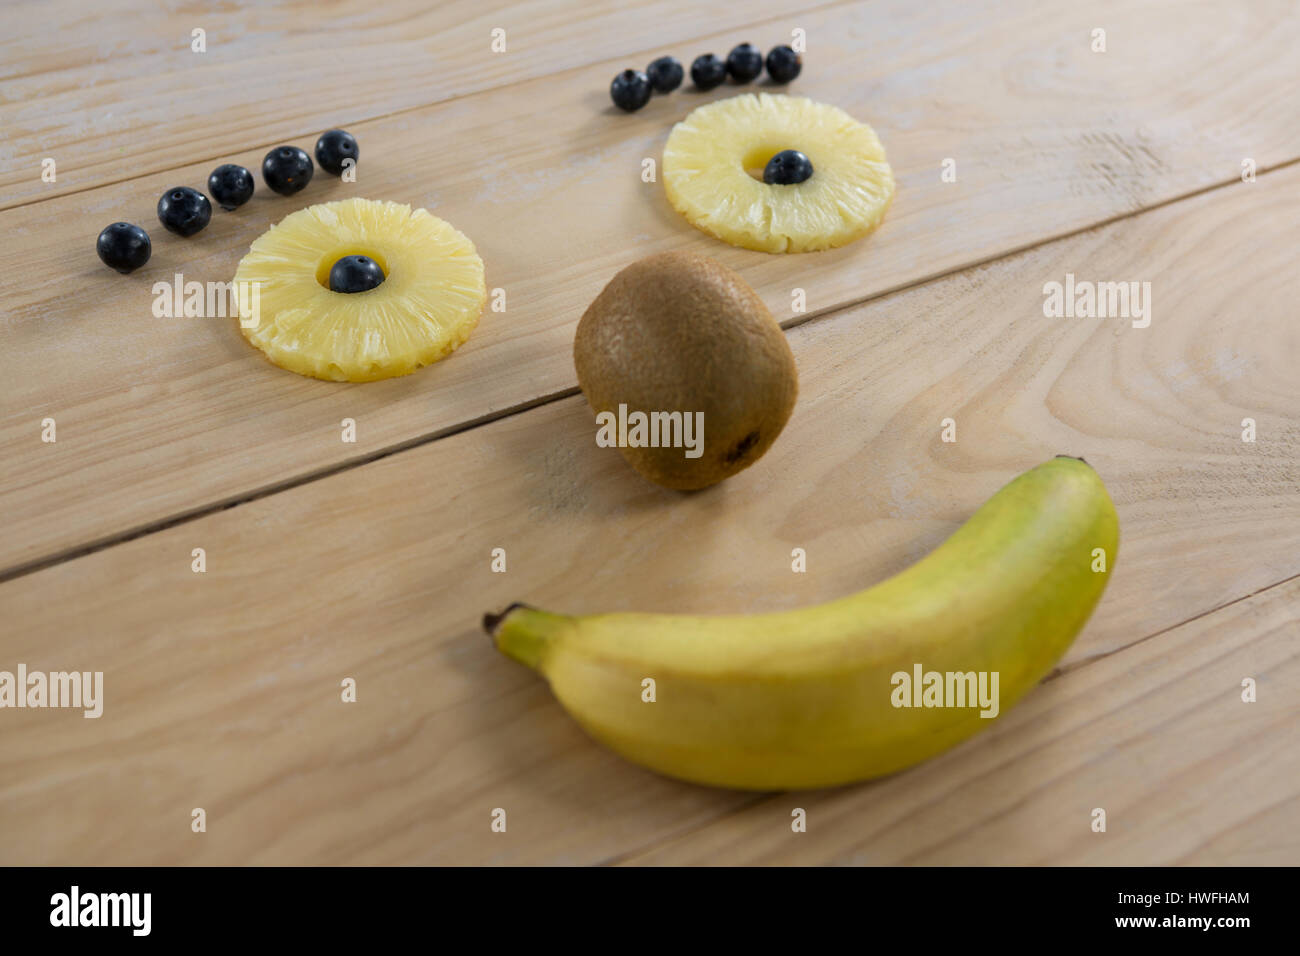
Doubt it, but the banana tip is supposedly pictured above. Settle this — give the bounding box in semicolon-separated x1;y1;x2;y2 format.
482;602;534;640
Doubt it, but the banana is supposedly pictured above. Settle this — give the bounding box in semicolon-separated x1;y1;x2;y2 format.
485;456;1119;791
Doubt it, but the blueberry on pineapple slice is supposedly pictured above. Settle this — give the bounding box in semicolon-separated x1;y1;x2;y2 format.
96;222;151;274
315;129;358;176
157;187;212;236
663;93;895;253
646;56;684;93
208;164;255;210
725;43;763;83
763;150;813;185
232;198;486;382
610;69;651;111
328;254;384;293
262;146;314;196
690;54;727;91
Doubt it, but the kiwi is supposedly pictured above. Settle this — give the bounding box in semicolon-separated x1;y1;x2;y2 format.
574;250;798;490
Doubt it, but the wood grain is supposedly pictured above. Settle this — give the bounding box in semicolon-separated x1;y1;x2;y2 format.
4;0;1299;575
1;167;1295;864
619;574;1300;865
0;0;834;208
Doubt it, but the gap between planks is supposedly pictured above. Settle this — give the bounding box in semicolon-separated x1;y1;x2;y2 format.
4;155;1296;587
1053;567;1300;679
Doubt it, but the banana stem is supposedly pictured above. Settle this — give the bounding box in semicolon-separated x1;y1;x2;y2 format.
482;602;532;639
483;603;572;672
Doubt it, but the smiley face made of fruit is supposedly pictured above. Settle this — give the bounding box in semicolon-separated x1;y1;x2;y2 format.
663;93;895;254
232;198;486;382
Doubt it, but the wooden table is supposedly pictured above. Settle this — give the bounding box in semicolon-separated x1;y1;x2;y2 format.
1;0;1297;865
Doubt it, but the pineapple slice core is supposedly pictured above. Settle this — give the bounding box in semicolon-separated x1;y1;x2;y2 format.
233;198;486;382
663;93;895;254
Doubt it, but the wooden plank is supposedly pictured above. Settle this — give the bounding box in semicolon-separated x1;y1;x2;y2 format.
4;0;1299;575
0;0;828;208
0;167;1295;864
619;575;1300;865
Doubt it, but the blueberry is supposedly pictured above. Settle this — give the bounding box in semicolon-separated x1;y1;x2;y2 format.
690;53;727;91
315;129;358;176
726;43;763;83
207;164;254;210
156;186;212;237
262;145;314;196
328;255;385;294
96;222;151;274
763;150;814;185
646;56;684;94
766;45;802;83
610;69;651;112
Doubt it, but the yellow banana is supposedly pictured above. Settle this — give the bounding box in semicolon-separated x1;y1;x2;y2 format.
485;456;1119;790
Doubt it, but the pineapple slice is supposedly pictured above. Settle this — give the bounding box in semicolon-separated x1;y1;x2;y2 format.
233;198;486;382
663;93;895;254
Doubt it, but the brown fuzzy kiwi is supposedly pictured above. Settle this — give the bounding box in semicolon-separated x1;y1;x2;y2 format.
574;251;798;490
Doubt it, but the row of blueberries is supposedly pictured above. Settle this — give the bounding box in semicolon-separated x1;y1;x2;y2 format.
611;43;802;111
96;129;360;275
